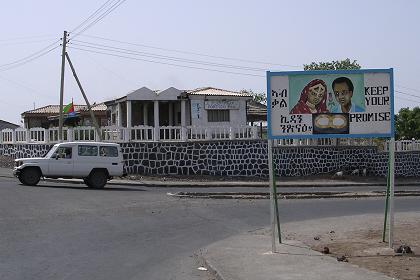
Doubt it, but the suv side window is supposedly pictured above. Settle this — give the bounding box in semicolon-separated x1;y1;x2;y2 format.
99;146;118;157
78;145;98;157
54;147;72;159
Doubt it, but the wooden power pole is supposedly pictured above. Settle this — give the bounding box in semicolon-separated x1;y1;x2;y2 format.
58;31;68;141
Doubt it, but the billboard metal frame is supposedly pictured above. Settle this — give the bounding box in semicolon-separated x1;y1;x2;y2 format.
266;68;394;140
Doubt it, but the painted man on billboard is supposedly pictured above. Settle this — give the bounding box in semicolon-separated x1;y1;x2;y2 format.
332;77;364;113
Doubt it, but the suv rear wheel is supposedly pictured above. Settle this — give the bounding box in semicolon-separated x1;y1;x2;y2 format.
19;167;41;186
87;170;108;189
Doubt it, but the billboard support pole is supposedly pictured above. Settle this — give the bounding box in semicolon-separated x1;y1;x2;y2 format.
388;137;395;248
382;155;391;242
268;139;277;253
272;159;282;244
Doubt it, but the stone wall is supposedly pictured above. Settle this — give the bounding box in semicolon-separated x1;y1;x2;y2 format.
2;141;420;177
0;144;52;159
121;141;268;177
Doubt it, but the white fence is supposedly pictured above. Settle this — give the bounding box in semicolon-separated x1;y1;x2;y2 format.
2;126;420;151
383;140;420;152
0;125;259;144
274;138;375;147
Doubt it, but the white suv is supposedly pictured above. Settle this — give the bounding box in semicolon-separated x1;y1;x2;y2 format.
13;142;125;188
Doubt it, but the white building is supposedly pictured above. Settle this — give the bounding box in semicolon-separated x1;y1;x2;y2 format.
104;86;254;141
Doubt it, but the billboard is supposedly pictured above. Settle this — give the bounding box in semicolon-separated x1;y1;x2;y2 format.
267;69;394;139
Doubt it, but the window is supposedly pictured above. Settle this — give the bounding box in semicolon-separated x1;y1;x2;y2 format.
54;147;72;159
78;145;98;156
99;146;118;157
207;110;230;122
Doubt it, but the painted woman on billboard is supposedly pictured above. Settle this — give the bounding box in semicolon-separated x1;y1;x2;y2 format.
290;79;329;114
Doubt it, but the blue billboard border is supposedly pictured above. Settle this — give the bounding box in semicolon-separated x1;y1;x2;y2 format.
266;68;395;140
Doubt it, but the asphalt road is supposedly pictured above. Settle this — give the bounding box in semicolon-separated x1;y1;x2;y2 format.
1;177;420;280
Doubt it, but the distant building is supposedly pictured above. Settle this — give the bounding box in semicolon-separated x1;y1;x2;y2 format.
21;103;107;129
246;100;267;124
0;119;19;130
104;86;253;128
17;86;266;134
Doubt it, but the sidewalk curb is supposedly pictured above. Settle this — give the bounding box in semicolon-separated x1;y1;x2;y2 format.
198;253;224;280
167;191;420;199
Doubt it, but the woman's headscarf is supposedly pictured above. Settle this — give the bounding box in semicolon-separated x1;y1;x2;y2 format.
290;79;328;114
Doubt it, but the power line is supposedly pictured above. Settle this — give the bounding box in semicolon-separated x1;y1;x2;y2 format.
0;39;60;69
0;35;55;42
0;45;59;72
67;46;420;91
70;40;268;72
396;96;420;104
70;0;115;34
78;34;301;68
396;84;420;94
76;50;139;87
68;46;266;78
0;74;56;99
71;0;127;38
0;38;57;47
395;90;420;100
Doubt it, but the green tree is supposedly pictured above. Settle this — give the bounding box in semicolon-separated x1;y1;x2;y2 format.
241;89;267;105
304;58;361;70
395;107;420;140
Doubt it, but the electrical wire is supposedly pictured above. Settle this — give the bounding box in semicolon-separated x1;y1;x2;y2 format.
68;45;420;94
395;90;420;100
0;39;60;69
70;0;115;34
396;85;420;94
0;74;56;99
76;50;139;87
71;0;127;38
68;46;265;78
70;40;268;72
0;45;59;72
0;35;55;42
0;39;57;47
396;96;420;104
73;36;420;97
77;34;301;68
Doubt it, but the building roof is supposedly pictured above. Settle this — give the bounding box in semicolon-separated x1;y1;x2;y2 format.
247;100;267;122
105;86;252;105
0;119;19;130
22;103;107;115
187;87;252;97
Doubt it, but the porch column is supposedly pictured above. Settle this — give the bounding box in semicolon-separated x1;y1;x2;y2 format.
117;103;123;127
181;100;186;127
168;102;174;126
181;99;186;141
154;100;159;141
126;100;132;128
143;103;148;125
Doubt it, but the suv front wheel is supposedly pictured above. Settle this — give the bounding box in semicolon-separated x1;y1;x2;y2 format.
19;167;41;186
87;170;108;189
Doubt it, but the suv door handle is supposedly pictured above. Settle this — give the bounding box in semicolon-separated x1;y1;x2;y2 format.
112;163;118;165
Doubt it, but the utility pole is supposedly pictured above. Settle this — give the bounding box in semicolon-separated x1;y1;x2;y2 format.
65;52;102;141
58;31;68;141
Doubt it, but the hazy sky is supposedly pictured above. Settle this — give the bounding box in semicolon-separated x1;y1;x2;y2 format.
1;0;419;124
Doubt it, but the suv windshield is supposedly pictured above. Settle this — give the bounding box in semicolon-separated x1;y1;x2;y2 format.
44;145;58;158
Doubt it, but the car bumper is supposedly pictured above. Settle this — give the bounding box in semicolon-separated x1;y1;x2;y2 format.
13;168;21;177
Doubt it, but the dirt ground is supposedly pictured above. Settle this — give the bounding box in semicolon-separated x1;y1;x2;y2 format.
295;216;420;280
